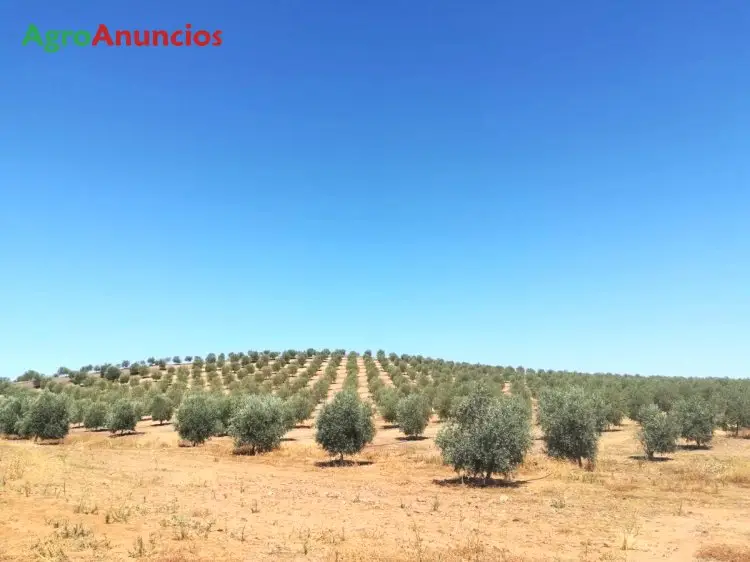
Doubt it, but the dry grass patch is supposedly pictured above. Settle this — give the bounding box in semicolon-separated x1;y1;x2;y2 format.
659;457;750;493
695;543;750;562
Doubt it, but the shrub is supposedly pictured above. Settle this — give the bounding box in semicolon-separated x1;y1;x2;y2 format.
315;391;375;463
24;391;70;441
228;395;287;454
435;386;532;484
175;393;217;446
107;400;138;434
83;401;108;430
103;365;121;382
538;387;600;467
16;370;42;384
673;397;714;447
396;394;431;438
376;387;400;424
71;370;89;386
150;395;174;425
638;404;679;460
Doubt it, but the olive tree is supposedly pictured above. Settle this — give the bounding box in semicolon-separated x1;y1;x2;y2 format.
538;387;600;467
376;387;400;424
638;404;679;460
0;396;29;437
84;401;108;430
24;391;70;441
315;391;375;463
228;394;287;454
435;386;532;484
395;393;431;438
602;388;625;427
68;398;88;427
673;397;714;447
103;365;121;382
626;386;652;422
210;394;239;436
150;394;174;425
107;400;138;434
589;392;610;433
723;387;750;436
433;384;455;420
166;384;185;407
284;391;315;428
175;393;217;446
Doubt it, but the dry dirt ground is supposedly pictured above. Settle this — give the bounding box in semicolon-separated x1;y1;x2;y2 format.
1;420;750;562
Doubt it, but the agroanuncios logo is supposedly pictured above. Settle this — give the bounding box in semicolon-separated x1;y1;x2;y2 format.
22;23;223;53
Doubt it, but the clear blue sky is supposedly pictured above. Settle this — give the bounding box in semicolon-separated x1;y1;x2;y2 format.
1;1;748;379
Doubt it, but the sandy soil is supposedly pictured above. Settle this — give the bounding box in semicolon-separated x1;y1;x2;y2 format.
1;418;750;562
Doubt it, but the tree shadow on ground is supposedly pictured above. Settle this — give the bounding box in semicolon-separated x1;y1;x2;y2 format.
314;459;374;468
108;431;145;438
678;443;710;451
281;437;297;442
232;447;262;456
150;422;172;427
295;424;312;429
382;424;399;430
628;455;672;462
603;427;623;432
396;435;428;442
36;440;64;446
432;476;527;489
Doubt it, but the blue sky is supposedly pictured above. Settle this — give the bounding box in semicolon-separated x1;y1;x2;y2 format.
1;1;748;378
